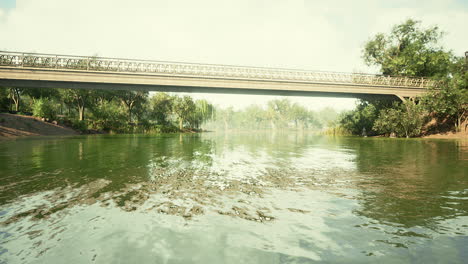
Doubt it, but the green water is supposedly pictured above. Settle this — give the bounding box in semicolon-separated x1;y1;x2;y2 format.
0;133;467;263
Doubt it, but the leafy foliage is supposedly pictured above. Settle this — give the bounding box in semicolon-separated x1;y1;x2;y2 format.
0;87;10;112
115;90;148;122
3;85;215;134
373;102;427;137
421;57;468;131
340;19;466;137
149;92;174;125
32;98;57;120
363;19;453;78
339;101;380;135
172;95;196;130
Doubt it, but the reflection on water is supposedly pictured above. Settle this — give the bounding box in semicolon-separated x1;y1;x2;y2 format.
0;133;467;263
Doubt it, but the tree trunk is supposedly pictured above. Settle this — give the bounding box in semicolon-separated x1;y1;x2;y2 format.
128;106;132;123
78;105;85;121
10;88;20;112
128;101;134;123
14;99;19;112
179;118;183;130
456;111;466;132
223;119;228;131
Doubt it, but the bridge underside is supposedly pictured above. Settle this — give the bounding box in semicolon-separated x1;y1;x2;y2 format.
0;79;404;101
0;67;425;101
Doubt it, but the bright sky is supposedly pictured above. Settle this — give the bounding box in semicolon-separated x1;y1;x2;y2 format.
0;0;467;111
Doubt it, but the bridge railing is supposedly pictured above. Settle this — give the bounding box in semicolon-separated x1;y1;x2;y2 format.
0;51;441;89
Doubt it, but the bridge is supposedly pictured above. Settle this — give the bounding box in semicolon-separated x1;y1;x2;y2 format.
0;51;440;100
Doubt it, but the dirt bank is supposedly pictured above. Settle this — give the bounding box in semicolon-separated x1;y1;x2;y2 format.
0;113;78;139
423;131;467;139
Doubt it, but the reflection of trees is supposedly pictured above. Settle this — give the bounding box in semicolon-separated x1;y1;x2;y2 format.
345;137;468;229
206;131;322;164
0;134;216;205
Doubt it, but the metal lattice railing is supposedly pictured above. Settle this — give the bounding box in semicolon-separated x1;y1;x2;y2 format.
0;51;441;88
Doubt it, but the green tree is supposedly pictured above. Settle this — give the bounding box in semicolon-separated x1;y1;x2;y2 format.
339;19;463;137
32;98;57;120
149;92;174;125
88;100;127;132
0;87;10;112
421;57;467;131
340;101;380;135
266;99;293;129
188;99;214;129
60;89;91;121
217;106;234;131
244;105;266;129
363;19;453;77
22;87;60;103
290;103;309;129
172;95;196;130
8;87;22;112
373;102;427;137
115;90;149;123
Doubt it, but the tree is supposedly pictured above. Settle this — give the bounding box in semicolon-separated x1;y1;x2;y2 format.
22;87;60;103
188;99;214;129
363;19;453;78
115;90;148;123
290;103;309;129
8;87;22;112
421;57;468;131
340;101;380;135
373;102;427;137
216;106;234;131
266;99;293;129
60;89;91;121
338;19;464;137
0;87;10;111
88;100;127;132
172;95;196;130
32;98;57;120
244;105;266;129
149;92;174;125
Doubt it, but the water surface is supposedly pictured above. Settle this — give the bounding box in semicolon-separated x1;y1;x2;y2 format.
0;133;467;263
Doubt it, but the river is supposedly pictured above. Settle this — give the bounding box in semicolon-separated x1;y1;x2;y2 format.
0;132;467;263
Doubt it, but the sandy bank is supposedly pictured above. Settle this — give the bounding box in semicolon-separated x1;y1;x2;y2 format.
423;131;467;139
0;113;78;139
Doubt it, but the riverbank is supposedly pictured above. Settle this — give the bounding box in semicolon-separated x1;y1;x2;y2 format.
422;131;467;139
0;113;205;140
0;113;78;139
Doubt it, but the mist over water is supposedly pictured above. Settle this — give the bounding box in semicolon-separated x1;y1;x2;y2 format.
0;132;467;263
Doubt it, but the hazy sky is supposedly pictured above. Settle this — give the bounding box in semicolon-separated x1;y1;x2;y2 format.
0;0;467;111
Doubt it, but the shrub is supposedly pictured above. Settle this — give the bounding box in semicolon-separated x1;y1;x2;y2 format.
373;102;427;138
32;98;57;120
70;120;88;132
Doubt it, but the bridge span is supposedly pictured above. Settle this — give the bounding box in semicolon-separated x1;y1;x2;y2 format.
0;51;440;100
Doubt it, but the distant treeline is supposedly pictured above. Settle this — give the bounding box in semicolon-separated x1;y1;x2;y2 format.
205;99;341;131
0;87;214;133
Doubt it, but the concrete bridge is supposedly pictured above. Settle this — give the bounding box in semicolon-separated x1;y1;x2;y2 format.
0;51;440;100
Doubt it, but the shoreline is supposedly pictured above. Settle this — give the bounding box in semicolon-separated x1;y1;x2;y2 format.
0;113;79;140
2;113;466;141
0;113;204;140
422;131;467;139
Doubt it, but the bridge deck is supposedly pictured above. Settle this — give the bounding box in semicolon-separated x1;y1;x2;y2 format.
0;51;439;99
